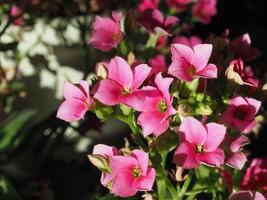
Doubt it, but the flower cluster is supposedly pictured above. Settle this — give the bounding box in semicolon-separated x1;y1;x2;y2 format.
56;0;265;199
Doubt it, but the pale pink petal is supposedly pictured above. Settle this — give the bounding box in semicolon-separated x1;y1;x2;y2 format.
193;44;213;70
230;136;249;152
107;56;133;88
173;142;200;169
197;64;218;79
155;73;173;101
132;150;148;175
204;123;226;152
119;89;147;110
132;168;156;191
168;60;193;82
229;96;248;106
111;169;136;197
179;117;207;145
196;148;224;167
138;111;169;137
171;44;194;64
233;119;256;133
93;79;121;106
56;99;88;122
79;80;90;97
63;81;86;100
245;97;261;115
132;64;151;90
135;94;162;112
226;152;247;170
110;156;137;176
100;173;113;186
93;144;120;157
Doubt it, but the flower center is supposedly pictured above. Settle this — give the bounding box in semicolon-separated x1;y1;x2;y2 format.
188;65;196;77
159;100;168;112
132;167;141;178
234;107;248;120
112;32;123;41
121;87;131;96
195;144;204;153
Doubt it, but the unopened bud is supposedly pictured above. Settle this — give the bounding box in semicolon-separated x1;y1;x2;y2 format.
95;62;108;79
88;154;110;173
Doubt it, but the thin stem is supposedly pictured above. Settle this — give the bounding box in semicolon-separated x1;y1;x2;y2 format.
178;171;193;200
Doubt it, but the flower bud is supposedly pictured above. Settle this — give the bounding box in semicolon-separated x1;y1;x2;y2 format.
95;62;108;79
88;154;110;173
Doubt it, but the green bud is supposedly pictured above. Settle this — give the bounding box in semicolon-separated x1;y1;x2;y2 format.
88;154;110;173
195;103;213;115
120;104;132;116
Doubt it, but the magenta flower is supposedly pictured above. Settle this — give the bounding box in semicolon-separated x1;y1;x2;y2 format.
229;191;265;200
192;0;217;24
220;96;261;133
173;117;226;169
139;9;179;34
225;135;249;170
240;158;267;196
173;36;202;48
110;150;156;197
137;73;177;137
89;12;124;52
167;0;192;12
10;5;24;26
92;144;120;187
57;81;93;122
225;59;259;88
168;43;218;82
93;56;151;108
137;0;159;12
148;55;167;79
230;33;261;61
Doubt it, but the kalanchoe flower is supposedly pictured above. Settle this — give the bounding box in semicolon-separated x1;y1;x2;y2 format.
167;0;192;12
230;33;261;61
93;56;151;108
137;0;159;12
148;55;167;79
92;144;120;187
192;0;217;24
173;117;226;169
240;158;267;197
57;81;93;122
137;73;177;137
139;9;179;34
10;5;24;26
173;36;202;48
220;96;261;133
168;43;218;82
89;12;124;52
225;59;259;88
225;135;249;170
110;150;156;197
229;190;265;200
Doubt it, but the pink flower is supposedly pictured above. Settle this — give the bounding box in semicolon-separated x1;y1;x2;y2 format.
57;81;93;122
139;9;179;33
225;59;259;88
173;36;202;48
93;56;151;108
92;144;120;187
137;73;177;137
89;12;124;52
137;0;159;12
148;55;167;78
10;5;24;26
110;150;156;197
240;158;267;197
173;117;226;169
225;135;249;170
230;33;261;61
220;96;261;133
167;0;192;12
229;191;265;200
168;43;218;82
192;0;217;24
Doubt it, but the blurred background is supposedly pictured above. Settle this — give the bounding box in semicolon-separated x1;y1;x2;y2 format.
0;0;267;199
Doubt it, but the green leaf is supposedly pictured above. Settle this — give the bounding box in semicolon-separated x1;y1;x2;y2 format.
120;104;132;116
0;110;36;151
0;175;22;200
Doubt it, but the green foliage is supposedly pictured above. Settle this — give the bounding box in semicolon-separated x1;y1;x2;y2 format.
0;175;22;200
94;103;114;122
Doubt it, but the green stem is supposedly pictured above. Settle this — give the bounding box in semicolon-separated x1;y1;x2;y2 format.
178;171;193;200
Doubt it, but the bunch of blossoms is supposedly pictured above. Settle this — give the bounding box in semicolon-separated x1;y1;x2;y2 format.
56;1;266;199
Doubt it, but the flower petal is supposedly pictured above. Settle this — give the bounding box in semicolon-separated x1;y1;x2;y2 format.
93;79;121;106
179;117;207;145
93;144;120;157
197;64;218;79
132;168;156;191
56;99;88;122
107;56;133;88
196;148;224;167
63;81;86;100
230;136;249;152
204;123;226;152
168;59;193;82
226;152;247;170
171;44;194;64
155;73;173;102
131;64;151;90
193;44;213;70
173;142;200;169
132;150;148;175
